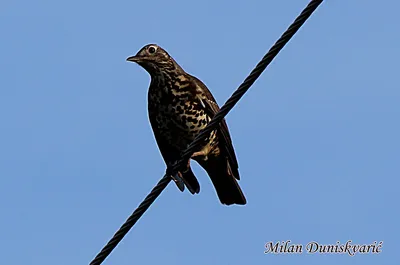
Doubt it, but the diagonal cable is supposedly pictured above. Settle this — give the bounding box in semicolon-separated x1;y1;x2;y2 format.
89;1;323;264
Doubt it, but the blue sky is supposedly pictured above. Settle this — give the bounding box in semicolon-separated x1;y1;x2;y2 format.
1;0;398;264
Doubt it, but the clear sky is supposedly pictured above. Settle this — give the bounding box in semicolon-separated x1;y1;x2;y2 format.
1;1;398;264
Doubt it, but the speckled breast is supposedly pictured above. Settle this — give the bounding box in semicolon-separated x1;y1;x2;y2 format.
148;87;217;151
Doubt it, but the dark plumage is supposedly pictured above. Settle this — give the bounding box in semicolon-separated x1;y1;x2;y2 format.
127;44;246;205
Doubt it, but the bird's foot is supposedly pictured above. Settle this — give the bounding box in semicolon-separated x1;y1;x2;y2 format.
166;159;190;192
167;161;185;192
171;171;185;192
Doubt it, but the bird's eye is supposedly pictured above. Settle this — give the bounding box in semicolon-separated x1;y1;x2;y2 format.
148;46;157;54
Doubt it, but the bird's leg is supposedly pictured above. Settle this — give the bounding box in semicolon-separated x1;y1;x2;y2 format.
167;161;186;192
172;171;185;192
170;171;185;192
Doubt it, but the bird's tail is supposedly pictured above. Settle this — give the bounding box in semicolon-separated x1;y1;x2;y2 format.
198;156;246;205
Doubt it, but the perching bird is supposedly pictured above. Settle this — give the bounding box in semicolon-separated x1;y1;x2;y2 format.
127;44;246;205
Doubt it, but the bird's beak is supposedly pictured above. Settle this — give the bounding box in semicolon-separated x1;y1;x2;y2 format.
126;55;141;63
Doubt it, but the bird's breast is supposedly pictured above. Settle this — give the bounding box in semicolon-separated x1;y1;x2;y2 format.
148;85;215;150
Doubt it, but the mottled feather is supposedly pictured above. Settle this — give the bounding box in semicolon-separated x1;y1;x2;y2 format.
127;44;246;205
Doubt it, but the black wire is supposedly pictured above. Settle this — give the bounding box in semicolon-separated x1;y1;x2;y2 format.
89;1;323;264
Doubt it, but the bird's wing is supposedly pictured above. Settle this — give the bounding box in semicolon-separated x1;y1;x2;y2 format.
189;74;241;180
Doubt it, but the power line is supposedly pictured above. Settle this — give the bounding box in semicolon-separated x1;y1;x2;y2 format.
89;1;324;264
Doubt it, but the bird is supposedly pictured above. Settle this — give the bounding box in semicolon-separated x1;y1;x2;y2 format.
127;44;246;205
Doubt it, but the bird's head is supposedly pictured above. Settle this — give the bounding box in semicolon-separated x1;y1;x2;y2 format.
127;44;179;75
